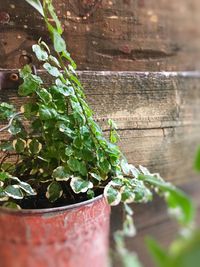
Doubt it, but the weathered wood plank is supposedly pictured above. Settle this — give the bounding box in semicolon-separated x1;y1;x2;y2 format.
1;71;200;184
1;0;200;71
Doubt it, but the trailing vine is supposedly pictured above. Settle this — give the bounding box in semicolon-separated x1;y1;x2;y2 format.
0;1;195;266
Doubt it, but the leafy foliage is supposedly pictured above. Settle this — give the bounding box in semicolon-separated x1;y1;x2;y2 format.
24;0;44;16
146;230;200;267
0;2;197;267
0;0;194;242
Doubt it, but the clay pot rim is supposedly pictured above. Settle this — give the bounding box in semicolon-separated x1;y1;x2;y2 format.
0;194;105;215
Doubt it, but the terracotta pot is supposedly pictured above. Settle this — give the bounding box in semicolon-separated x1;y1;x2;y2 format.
0;195;111;267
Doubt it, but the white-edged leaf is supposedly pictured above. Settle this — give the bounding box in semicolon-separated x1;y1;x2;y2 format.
0;188;9;201
27;138;42;154
49;55;61;67
121;159;130;175
0;196;9;201
90;172;102;181
129;165;140;178
104;182;121;206
39;177;53;183
53;31;66;53
139;165;151;175
32;44;48;61
3;202;21;210
46;181;63;202
123;214;136;237
121;186;136;204
25;0;44;17
52;166;71;181
12;138;26;153
18;182;36;195
4;185;24;199
43;63;60;77
70;176;93;194
36;88;52;103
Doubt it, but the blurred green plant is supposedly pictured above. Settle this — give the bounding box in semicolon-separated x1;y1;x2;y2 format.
0;1;197;267
144;145;200;267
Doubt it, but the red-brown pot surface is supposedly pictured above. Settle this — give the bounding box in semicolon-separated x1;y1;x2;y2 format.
0;195;111;267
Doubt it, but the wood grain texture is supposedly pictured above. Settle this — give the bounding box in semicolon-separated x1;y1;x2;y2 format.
1;0;200;71
1;70;200;183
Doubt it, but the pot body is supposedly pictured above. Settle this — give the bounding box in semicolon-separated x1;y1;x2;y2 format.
0;196;110;267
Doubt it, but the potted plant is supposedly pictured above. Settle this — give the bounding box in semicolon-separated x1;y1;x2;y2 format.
0;1;195;267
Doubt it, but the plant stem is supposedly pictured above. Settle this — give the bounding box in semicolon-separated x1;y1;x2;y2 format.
0;112;23;133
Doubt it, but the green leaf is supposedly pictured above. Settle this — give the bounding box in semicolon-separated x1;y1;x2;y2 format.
8;119;23;135
36;88;52;103
52;166;71;181
0;187;8;201
99;159;110;174
25;0;44;17
23;103;39;119
12;138;26;153
46;181;63;202
58;124;74;138
53;31;66;53
90;172;102;182
166;188;195;226
19;71;43;96
0;141;13;152
87;189;95;199
70;176;93;193
0;172;9;182
52;83;74;96
147;231;200;267
146;237;169;267
67;158;87;176
4;185;24;199
70;74;82;89
73;136;83;149
194;146;200;172
139;165;151;175
32;44;48;61
108;118;118;129
139;174;195;225
169;230;200;267
121;186;136;204
121;159;131;176
39;106;57;120
0;163;14;172
43;62;60;77
65;146;73;157
46;2;63;33
123;214;136;237
62;51;77;69
2;202;21;210
18;181;36;195
27;138;42;154
20;64;32;77
0;102;15;120
49;55;61;67
104;182;121;206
